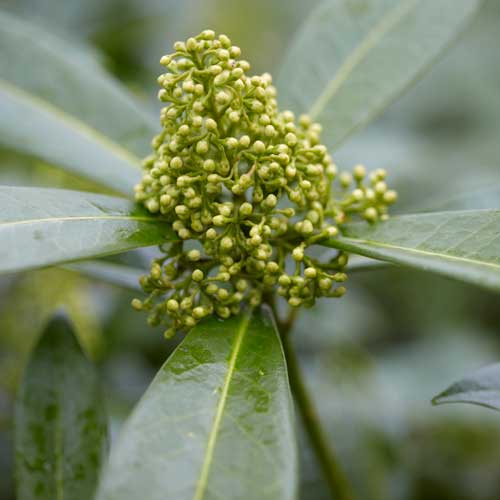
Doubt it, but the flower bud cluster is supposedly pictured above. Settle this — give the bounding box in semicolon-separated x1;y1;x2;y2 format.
133;31;397;337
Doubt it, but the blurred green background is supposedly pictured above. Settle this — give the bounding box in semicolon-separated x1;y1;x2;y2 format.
1;1;500;499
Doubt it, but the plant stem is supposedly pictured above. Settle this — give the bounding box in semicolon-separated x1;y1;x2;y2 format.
282;334;356;500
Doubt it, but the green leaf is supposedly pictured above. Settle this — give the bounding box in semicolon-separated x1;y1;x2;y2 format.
278;0;482;149
432;363;500;411
426;185;500;212
324;210;500;292
0;186;173;274
0;11;157;194
64;260;144;291
0;83;141;196
15;311;108;500
347;255;391;273
96;308;298;500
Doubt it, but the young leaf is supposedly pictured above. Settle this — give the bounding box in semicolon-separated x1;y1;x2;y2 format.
278;0;482;149
0;186;174;274
96;308;298;500
0;11;157;194
433;363;500;411
15;311;108;500
324;210;500;292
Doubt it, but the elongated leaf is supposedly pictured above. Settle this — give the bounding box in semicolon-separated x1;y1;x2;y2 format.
0;11;157;193
15;312;108;500
97;308;298;500
433;363;500;411
0;186;173;274
324;210;500;292
278;0;482;149
427;185;500;212
0;83;141;196
64;260;144;291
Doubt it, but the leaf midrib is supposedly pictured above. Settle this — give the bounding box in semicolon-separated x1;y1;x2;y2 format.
309;0;418;119
193;312;251;500
0;79;141;169
55;376;64;500
333;236;500;271
0;215;158;228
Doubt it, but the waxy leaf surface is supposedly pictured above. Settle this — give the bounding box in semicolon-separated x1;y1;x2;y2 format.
0;11;157;194
0;186;172;274
64;260;144;291
15;313;108;500
433;363;500;411
278;0;482;149
325;210;500;292
97;308;298;500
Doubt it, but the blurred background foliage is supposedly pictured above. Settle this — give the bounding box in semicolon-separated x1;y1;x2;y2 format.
1;0;500;499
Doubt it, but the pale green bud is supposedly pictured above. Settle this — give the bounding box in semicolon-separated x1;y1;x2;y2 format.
131;298;143;310
196;140;209;154
353;164;366;180
187;249;201;261
239;202;253;216
253;140;266;154
292;246;304;261
364;207;378;222
304;267;317;279
192;269;204;282
192;307;207;319
167;299;179;312
384;190;398;204
220;236;234;251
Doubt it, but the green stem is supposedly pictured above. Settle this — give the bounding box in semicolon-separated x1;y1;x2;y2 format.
282;334;356;500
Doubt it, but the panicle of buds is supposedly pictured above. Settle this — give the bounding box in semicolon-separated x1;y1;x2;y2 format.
133;30;398;338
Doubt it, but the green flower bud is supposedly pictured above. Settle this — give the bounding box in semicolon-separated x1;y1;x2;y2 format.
292;246;304;261
206;228;217;239
205;118;217;130
364;207;378;222
167;299;179;312
220;236;234;251
384;190;398;204
192;306;207;319
236;279;248;292
192;269;204;282
135;30;397;337
304;267;317;279
253;140;266;154
353;164;366;180
187;249;201;261
131;298;143;310
196;140;209;154
181;297;193;309
239;202;253;216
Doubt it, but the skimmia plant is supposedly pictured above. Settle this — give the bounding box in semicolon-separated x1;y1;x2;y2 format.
2;1;496;499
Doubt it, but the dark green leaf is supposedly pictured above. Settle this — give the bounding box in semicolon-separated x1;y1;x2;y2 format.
0;186;173;274
278;0;482;149
324;210;500;292
64;260;144;291
433;363;500;411
15;311;108;500
97;308;298;500
0;11;157;194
